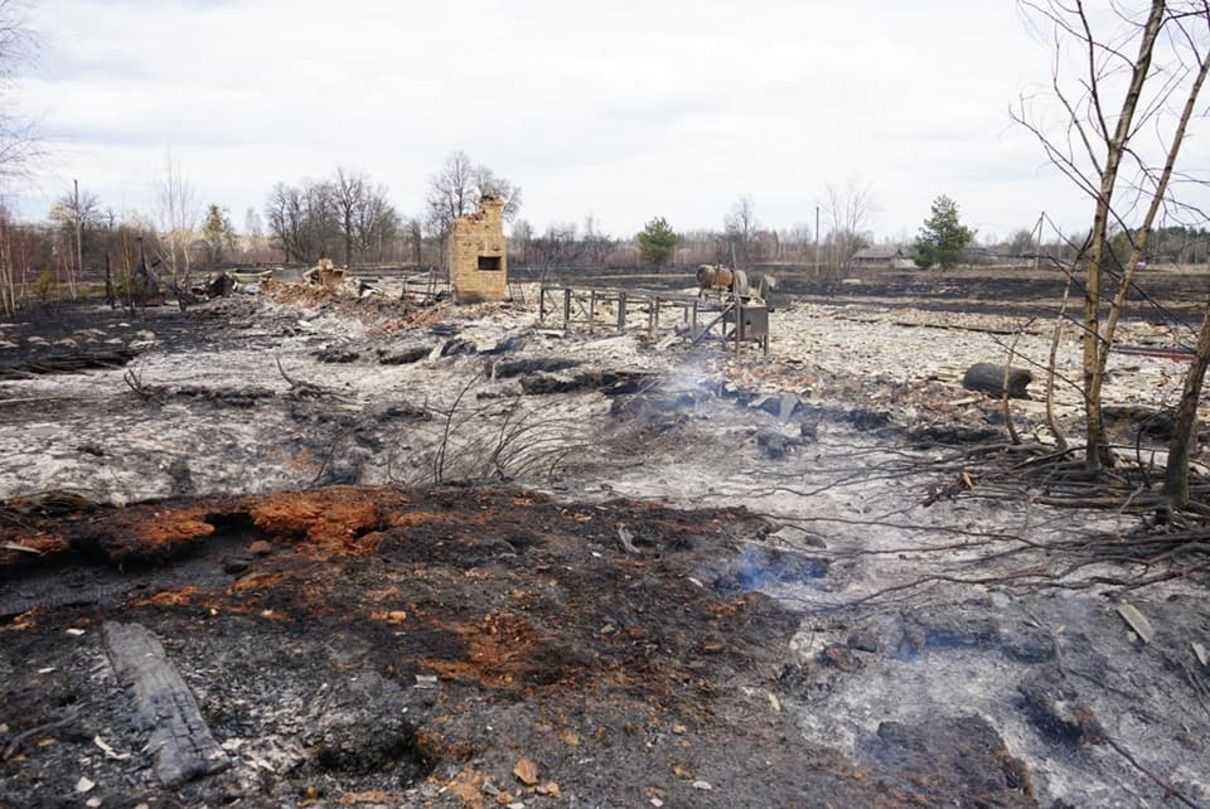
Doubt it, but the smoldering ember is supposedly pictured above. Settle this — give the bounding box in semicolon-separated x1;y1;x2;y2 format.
4;5;1210;809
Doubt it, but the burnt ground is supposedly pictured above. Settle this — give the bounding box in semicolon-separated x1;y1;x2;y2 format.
1;272;1208;808
514;263;1209;325
1;486;1035;808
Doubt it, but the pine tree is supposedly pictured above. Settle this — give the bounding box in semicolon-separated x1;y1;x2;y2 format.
203;204;234;264
914;196;973;269
636;216;679;266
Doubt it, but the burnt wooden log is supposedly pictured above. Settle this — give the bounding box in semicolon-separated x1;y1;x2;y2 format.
0;347;137;380
962;362;1033;399
102;622;229;787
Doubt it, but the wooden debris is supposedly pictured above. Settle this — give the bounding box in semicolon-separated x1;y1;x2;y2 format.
0;347;137;380
93;735;130;761
512;758;539;786
102;622;229;787
1115;603;1155;645
1193;642;1208;668
1;542;42;555
616;525;640;555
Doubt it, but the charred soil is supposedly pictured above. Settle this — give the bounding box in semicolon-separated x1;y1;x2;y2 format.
0;485;1036;808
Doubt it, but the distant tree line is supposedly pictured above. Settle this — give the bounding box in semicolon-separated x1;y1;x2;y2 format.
5;137;1210;315
265;168;401;265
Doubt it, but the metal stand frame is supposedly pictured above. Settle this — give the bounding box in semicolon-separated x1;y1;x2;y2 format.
539;284;769;355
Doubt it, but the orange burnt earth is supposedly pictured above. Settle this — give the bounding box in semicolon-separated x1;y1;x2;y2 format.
134;509;215;548
248;488;400;555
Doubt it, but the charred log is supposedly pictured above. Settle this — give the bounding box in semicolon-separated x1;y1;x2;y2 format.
102;621;230;787
963;362;1033;399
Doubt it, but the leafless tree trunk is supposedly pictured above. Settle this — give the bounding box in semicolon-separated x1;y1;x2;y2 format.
408;218;423;267
156;153;200;286
1014;0;1210;474
1164;298;1210;506
0;207;14;316
825;181;876;270
333;167;366;267
724;196;758;267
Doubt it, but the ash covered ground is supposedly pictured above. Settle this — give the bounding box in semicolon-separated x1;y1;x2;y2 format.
1;271;1208;808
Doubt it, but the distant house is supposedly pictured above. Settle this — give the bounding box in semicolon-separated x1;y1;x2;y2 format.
960;245;1000;265
850;245;914;269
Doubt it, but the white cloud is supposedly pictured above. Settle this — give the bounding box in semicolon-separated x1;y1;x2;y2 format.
7;0;1209;242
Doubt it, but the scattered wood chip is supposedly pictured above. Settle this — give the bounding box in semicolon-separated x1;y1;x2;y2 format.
339;791;388;805
513;758;539;786
536;782;560;797
1193;642;1208;668
671;764;692;780
692;780;713;791
94;736;130;761
616;525;640;555
1116;603;1155;644
1;542;42;555
75;776;95;793
66;628;86;637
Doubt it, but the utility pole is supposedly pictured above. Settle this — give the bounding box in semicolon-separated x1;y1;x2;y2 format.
814;204;820;276
73;179;83;300
1033;210;1045;270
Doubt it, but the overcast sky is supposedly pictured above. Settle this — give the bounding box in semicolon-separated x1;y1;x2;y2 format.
6;0;1209;243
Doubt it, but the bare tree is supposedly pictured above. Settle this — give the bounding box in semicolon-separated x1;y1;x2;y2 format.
155;153;201;285
265;171;397;265
48;184;101;299
424;151;521;239
0;0;36;185
405;216;424;267
825;180;876;269
243;207;265;259
353;186;399;262
1165;297;1210;505
723;196;758;266
1013;1;1210;476
333;167;366;267
510;219;533;267
0;203;18;314
265;180;337;264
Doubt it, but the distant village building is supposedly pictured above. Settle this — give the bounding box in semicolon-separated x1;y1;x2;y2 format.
448;195;508;303
849;245;914;269
960;245;1001;265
